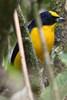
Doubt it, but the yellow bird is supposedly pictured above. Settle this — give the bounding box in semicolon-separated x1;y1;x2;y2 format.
11;11;64;69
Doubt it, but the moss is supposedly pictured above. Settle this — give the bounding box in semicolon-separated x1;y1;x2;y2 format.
50;0;67;75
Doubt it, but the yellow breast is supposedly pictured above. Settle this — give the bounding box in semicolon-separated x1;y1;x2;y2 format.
30;24;55;62
14;24;56;69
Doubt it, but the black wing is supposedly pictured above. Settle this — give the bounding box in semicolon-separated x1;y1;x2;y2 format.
11;43;19;64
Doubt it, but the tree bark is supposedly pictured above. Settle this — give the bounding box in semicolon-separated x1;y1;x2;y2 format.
50;0;67;75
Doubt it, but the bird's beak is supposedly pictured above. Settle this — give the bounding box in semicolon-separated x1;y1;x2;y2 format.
56;17;65;23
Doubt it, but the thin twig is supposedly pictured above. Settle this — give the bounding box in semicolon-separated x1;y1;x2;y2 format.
13;10;34;100
65;0;67;12
32;0;61;100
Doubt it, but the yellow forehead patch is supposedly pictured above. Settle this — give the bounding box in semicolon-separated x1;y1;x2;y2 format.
49;11;59;17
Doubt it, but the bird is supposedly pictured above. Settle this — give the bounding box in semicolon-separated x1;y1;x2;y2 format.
11;10;64;69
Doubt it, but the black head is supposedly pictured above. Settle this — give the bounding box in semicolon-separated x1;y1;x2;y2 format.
28;11;64;32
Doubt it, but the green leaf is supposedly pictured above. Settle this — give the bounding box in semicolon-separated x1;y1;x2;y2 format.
40;71;67;100
0;96;8;100
59;53;67;66
7;63;24;89
43;0;51;3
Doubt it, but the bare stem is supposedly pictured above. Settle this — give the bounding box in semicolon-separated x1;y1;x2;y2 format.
65;0;67;12
13;10;34;100
32;0;61;100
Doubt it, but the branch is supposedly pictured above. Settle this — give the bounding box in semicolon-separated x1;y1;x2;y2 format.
32;0;61;100
17;6;45;91
65;0;67;12
17;5;39;68
13;10;34;100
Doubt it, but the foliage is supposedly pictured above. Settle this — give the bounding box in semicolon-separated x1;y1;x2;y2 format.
40;70;67;100
7;63;24;88
59;53;67;66
0;96;8;100
0;0;67;100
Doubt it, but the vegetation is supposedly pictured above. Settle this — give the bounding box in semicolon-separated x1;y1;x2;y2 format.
0;0;67;100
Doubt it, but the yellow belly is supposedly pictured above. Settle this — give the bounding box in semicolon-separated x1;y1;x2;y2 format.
30;26;55;61
14;52;21;70
14;25;55;69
